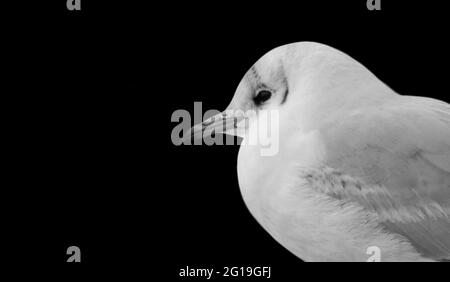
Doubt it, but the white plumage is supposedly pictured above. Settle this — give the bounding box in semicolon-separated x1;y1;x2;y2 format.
192;42;450;261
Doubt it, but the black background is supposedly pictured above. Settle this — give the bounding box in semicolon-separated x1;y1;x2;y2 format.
8;0;450;278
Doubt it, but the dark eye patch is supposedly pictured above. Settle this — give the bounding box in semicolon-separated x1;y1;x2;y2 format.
253;90;272;106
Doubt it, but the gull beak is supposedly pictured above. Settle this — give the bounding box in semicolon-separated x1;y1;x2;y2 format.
183;110;247;143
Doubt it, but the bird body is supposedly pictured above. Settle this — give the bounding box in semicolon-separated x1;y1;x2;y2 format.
190;42;450;261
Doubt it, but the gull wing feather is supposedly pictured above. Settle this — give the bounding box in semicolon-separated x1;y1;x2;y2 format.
316;96;450;260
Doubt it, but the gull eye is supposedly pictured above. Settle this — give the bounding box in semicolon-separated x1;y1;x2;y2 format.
253;89;272;106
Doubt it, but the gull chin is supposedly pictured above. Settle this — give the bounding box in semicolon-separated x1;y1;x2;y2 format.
186;42;450;262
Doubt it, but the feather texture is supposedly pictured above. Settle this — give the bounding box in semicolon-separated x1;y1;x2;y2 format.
314;96;450;260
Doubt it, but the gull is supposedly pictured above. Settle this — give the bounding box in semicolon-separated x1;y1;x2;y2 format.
187;42;450;261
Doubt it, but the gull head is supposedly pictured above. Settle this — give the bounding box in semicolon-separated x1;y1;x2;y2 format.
186;43;295;143
186;42;383;145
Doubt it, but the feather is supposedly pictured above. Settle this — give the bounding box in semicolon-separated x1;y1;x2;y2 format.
314;96;450;260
